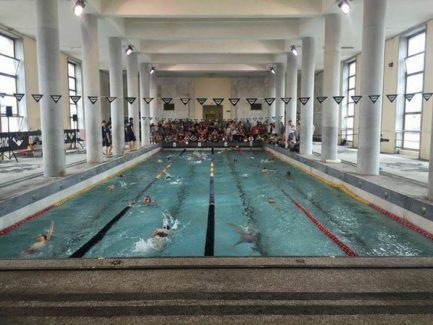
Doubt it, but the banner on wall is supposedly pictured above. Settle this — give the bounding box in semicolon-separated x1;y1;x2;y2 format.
386;94;397;103
88;96;99;104
106;96;116;103
229;98;240;106
180;97;191;105
368;95;380;103
213;98;224;106
13;93;25;102
298;97;310;106
125;97;137;104
280;97;292;105
316;96;327;104
70;95;81;104
50;95;62;103
333;96;345;105
31;94;43;103
144;97;154;104
196;97;207;105
246;98;257;105
423;93;433;101
351;95;362;104
161;97;173;105
404;93;415;102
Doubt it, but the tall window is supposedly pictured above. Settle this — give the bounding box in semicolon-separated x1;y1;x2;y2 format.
403;31;425;150
0;34;21;132
68;61;78;128
343;60;356;142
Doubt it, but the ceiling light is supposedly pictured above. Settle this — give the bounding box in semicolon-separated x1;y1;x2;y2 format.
270;67;276;74
338;0;351;14
125;45;134;56
290;45;298;56
150;67;156;74
73;0;85;16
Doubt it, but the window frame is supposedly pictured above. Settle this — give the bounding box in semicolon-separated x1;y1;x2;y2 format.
67;61;78;129
343;59;356;142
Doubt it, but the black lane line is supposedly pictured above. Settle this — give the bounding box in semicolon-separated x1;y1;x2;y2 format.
204;160;215;256
179;149;186;157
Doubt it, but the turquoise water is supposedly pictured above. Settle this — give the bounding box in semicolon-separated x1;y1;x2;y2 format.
1;149;432;258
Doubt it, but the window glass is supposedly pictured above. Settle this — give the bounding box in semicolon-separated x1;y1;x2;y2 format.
405;94;422;113
404;114;421;131
408;32;426;56
403;132;421;150
0;35;14;57
405;53;424;74
406;73;424;94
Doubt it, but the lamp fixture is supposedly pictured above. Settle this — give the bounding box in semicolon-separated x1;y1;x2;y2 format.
338;0;351;14
125;45;134;56
270;67;276;74
290;45;298;56
150;67;156;74
73;0;85;16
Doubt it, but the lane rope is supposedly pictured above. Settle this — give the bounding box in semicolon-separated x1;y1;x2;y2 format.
204;160;215;256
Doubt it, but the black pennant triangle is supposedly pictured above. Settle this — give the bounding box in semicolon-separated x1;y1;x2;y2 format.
316;96;327;104
180;97;191;105
404;93;415;102
32;94;44;103
386;94;398;103
161;97;173;105
70;95;81;104
13;93;25;102
299;97;310;106
280;97;292;105
246;98;257;105
351;96;362;104
264;98;275;106
333;96;345;105
125;97;137;104
368;95;380;103
144;97;154;104
423;93;433;101
106;96;116;103
229;98;240;106
196;98;207;105
88;96;99;104
50;95;62;103
213;98;224;106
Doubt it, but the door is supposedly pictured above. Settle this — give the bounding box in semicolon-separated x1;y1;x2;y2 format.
203;105;223;121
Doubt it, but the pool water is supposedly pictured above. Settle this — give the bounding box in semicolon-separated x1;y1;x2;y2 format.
1;149;432;258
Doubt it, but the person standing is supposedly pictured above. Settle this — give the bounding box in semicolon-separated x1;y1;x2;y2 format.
102;120;112;156
125;117;136;150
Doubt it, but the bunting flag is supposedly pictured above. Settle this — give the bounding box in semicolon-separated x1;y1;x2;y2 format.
264;98;275;106
333;96;345;105
299;97;310;106
196;98;207;105
280;97;292;105
70;95;81;104
386;94;398;103
106;96;116;103
423;93;433;101
368;95;380;103
404;93;415;102
351;96;362;104
0;93;5;97
144;97;154;104
246;98;257;105
50;95;62;103
180;97;191;105
229;98;240;106
88;96;99;104
32;94;44;103
316;96;327;104
13;93;25;102
125;97;137;104
161;97;173;105
213;98;224;106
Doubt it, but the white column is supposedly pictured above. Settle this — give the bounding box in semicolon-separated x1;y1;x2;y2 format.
357;0;387;175
300;37;315;155
322;14;342;162
108;37;124;156
149;71;157;120
429;124;433;199
35;0;65;177
285;52;298;147
140;63;151;146
81;14;102;164
126;52;140;148
275;62;286;134
268;69;276;122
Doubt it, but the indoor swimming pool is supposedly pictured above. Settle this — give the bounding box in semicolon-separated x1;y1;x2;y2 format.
0;149;432;259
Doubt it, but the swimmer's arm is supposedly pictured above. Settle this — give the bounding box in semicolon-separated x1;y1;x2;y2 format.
46;221;54;241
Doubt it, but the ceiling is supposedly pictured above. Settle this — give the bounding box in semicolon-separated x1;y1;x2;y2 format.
1;0;433;77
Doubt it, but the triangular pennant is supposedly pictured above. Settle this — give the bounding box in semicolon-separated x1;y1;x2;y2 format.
229;98;240;106
180;97;191;105
333;96;345;105
196;98;207;105
246;98;257;105
423;93;433;101
32;94;44;103
404;93;415;102
280;97;292;105
213;98;224;106
316;96;327;104
125;97;137;104
106;96;116;103
299;97;310;106
351;96;362;104
368;95;380;103
144;97;154;104
13;93;25;102
161;97;173;105
70;95;81;104
386;94;397;103
0;93;5;98
88;96;99;104
264;98;275;106
50;95;62;103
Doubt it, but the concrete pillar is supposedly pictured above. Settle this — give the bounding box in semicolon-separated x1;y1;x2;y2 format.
300;37;315;155
126;52;140;148
81;14;102;164
108;37;124;156
357;0;387;175
285;52;298;147
322;14;342;162
149;71;157;120
35;0;65;177
275;62;286;134
429;124;433;199
268;69;276;122
140;63;151;146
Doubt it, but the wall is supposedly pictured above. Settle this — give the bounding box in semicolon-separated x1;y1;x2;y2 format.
232;77;269;121
193;77;232;120
421;20;433;160
100;70;111;122
313;71;323;137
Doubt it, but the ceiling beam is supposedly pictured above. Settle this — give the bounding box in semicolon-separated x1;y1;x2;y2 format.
147;53;279;64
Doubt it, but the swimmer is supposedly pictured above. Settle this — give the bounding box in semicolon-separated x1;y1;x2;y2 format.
128;201;135;207
120;180;127;188
170;177;183;185
229;223;259;247
28;221;54;253
157;159;163;163
107;184;115;192
233;158;238;163
261;167;269;175
143;195;152;205
241;173;248;178
152;225;171;239
286;170;292;177
267;197;282;210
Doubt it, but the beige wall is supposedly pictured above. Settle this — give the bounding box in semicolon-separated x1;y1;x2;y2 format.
421;20;433;160
193;78;232;120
